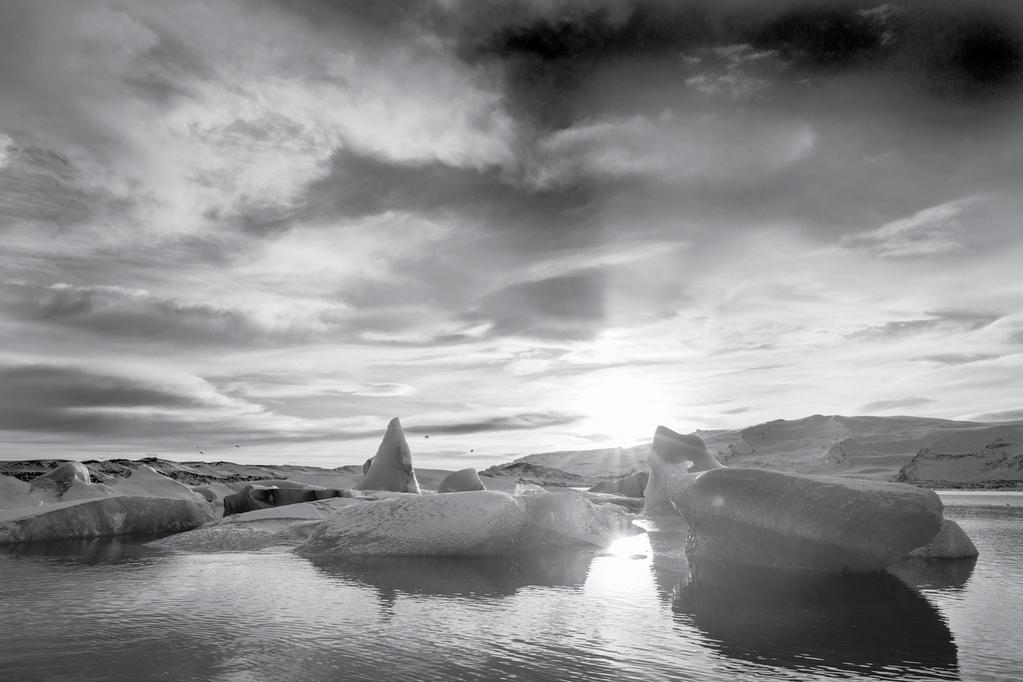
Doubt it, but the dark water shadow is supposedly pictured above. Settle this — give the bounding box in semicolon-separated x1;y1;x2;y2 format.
672;560;959;679
888;556;978;592
305;548;596;601
0;533;177;565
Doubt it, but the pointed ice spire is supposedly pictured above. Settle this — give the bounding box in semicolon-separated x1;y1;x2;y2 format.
355;417;422;493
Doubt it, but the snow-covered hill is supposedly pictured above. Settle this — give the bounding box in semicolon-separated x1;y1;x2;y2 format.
897;425;1023;488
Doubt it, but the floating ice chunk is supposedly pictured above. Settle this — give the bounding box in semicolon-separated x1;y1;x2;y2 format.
906;519;979;559
356;417;422;493
669;467;943;573
153;498;365;552
645;425;722;515
29;461;90;497
0;496;213;544
300;491;524;556
437;468;486;493
298;489;635;556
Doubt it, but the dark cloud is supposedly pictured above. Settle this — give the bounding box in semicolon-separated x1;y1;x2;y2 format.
0;364;205;436
465;265;681;341
408;412;583;436
0;365;196;410
749;3;892;69
470;272;607;339
468;0;1023;130
858;397;937;413
1;281;266;346
295;148;598;229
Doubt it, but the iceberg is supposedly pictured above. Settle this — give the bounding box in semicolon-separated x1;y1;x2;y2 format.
152;498;365;552
355;417;422;493
59;465;211;506
437;468;486;493
298;489;635;557
0;496;213;544
28;461;90;497
669;467;943;572
645;425;721;515
0;464;217;544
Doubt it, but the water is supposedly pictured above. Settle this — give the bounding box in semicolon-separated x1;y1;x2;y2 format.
1;499;1021;681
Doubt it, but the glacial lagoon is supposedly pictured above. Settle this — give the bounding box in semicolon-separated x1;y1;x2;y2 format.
1;497;1021;682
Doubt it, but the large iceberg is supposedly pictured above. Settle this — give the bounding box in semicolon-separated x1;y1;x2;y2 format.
298;489;635;556
0;463;215;544
355;417;421;493
669;467;943;572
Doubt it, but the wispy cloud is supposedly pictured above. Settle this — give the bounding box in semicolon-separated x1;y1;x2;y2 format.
857;397;937;413
841;196;986;258
849;310;1003;340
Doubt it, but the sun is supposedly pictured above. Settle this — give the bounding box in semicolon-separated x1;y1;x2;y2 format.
579;372;675;445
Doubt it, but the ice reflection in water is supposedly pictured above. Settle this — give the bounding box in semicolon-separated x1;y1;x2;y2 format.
673;560;960;679
1;506;1018;682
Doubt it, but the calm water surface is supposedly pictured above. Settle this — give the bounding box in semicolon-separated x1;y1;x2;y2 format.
1;497;1021;681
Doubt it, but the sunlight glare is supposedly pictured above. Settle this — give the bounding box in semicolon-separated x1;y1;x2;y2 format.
579;372;676;445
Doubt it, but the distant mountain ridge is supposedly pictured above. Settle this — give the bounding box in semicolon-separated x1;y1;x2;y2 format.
492;415;1023;489
4;415;1022;490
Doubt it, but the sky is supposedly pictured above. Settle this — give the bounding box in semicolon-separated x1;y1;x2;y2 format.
1;0;1022;468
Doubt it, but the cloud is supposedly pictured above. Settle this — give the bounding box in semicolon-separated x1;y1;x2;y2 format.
841;196;986;258
683;43;783;101
963;407;1023;422
857;397;937;413
919;353;1000;365
466;259;684;340
409;412;583;436
526;113;816;188
0;280;354;347
849;309;1002;339
468;271;608;340
0;0;518;242
0;362;260;436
